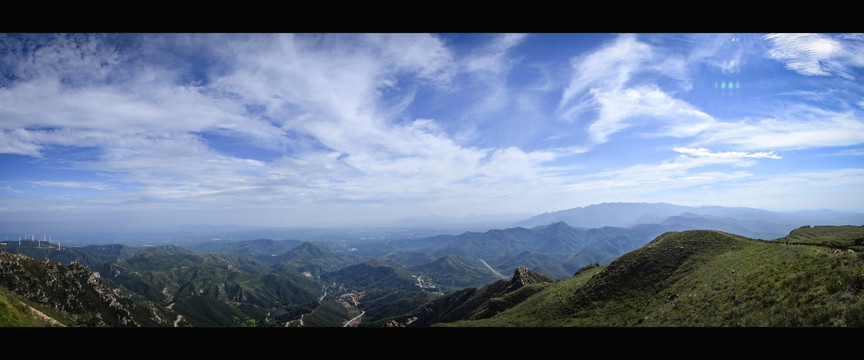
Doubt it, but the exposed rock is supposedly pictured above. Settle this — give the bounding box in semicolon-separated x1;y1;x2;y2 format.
503;266;555;293
384;320;405;327
0;247;173;327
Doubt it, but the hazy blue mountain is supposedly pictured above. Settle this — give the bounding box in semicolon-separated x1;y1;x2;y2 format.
659;213;753;236
513;202;864;240
514;202;692;228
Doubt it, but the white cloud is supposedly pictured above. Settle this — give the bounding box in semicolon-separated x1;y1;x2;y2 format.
554;33;864;156
589;85;715;144
564;153;755;194
195;33;564;208
673;147;781;159
696;106;864;150
559;34;652;113
0;34;127;86
30;181;111;190
764;33;864;79
0;129;42;157
452;33;530;119
556;35;721;147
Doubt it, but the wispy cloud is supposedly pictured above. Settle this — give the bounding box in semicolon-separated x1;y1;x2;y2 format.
556;34;721;147
30;181;111;190
673;147;781;159
559;34;652;111
694;106;864;150
0;129;42;157
764;33;864;79
590;85;715;144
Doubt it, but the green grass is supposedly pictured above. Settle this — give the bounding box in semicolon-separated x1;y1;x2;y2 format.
643;244;864;326
0;286;40;327
441;229;864;327
0;285;67;327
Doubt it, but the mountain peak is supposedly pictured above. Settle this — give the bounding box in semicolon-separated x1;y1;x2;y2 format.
504;266;556;293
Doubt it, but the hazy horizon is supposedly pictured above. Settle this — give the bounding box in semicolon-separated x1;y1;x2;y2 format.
2;33;863;229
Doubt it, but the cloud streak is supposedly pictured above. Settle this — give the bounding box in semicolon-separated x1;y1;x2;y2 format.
673;147;782;159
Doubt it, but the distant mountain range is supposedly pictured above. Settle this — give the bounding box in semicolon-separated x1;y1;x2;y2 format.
2;202;864;328
513;202;864;240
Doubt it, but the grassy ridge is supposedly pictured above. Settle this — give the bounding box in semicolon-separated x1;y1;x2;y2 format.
775;225;864;251
442;229;864;327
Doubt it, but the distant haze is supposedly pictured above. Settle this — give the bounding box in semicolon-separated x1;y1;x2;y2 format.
1;33;863;229
3;202;863;248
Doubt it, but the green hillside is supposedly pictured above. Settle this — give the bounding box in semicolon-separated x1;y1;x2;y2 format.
434;228;864;327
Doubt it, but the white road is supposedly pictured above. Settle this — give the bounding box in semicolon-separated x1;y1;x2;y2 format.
477;259;508;279
344;311;365;327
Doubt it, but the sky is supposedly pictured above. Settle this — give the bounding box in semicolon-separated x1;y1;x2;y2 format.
1;33;863;228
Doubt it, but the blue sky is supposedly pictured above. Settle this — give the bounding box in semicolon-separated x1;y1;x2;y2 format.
1;33;863;227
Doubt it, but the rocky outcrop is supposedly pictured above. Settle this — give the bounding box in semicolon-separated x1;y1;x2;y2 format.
0;247;174;327
502;266;556;293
